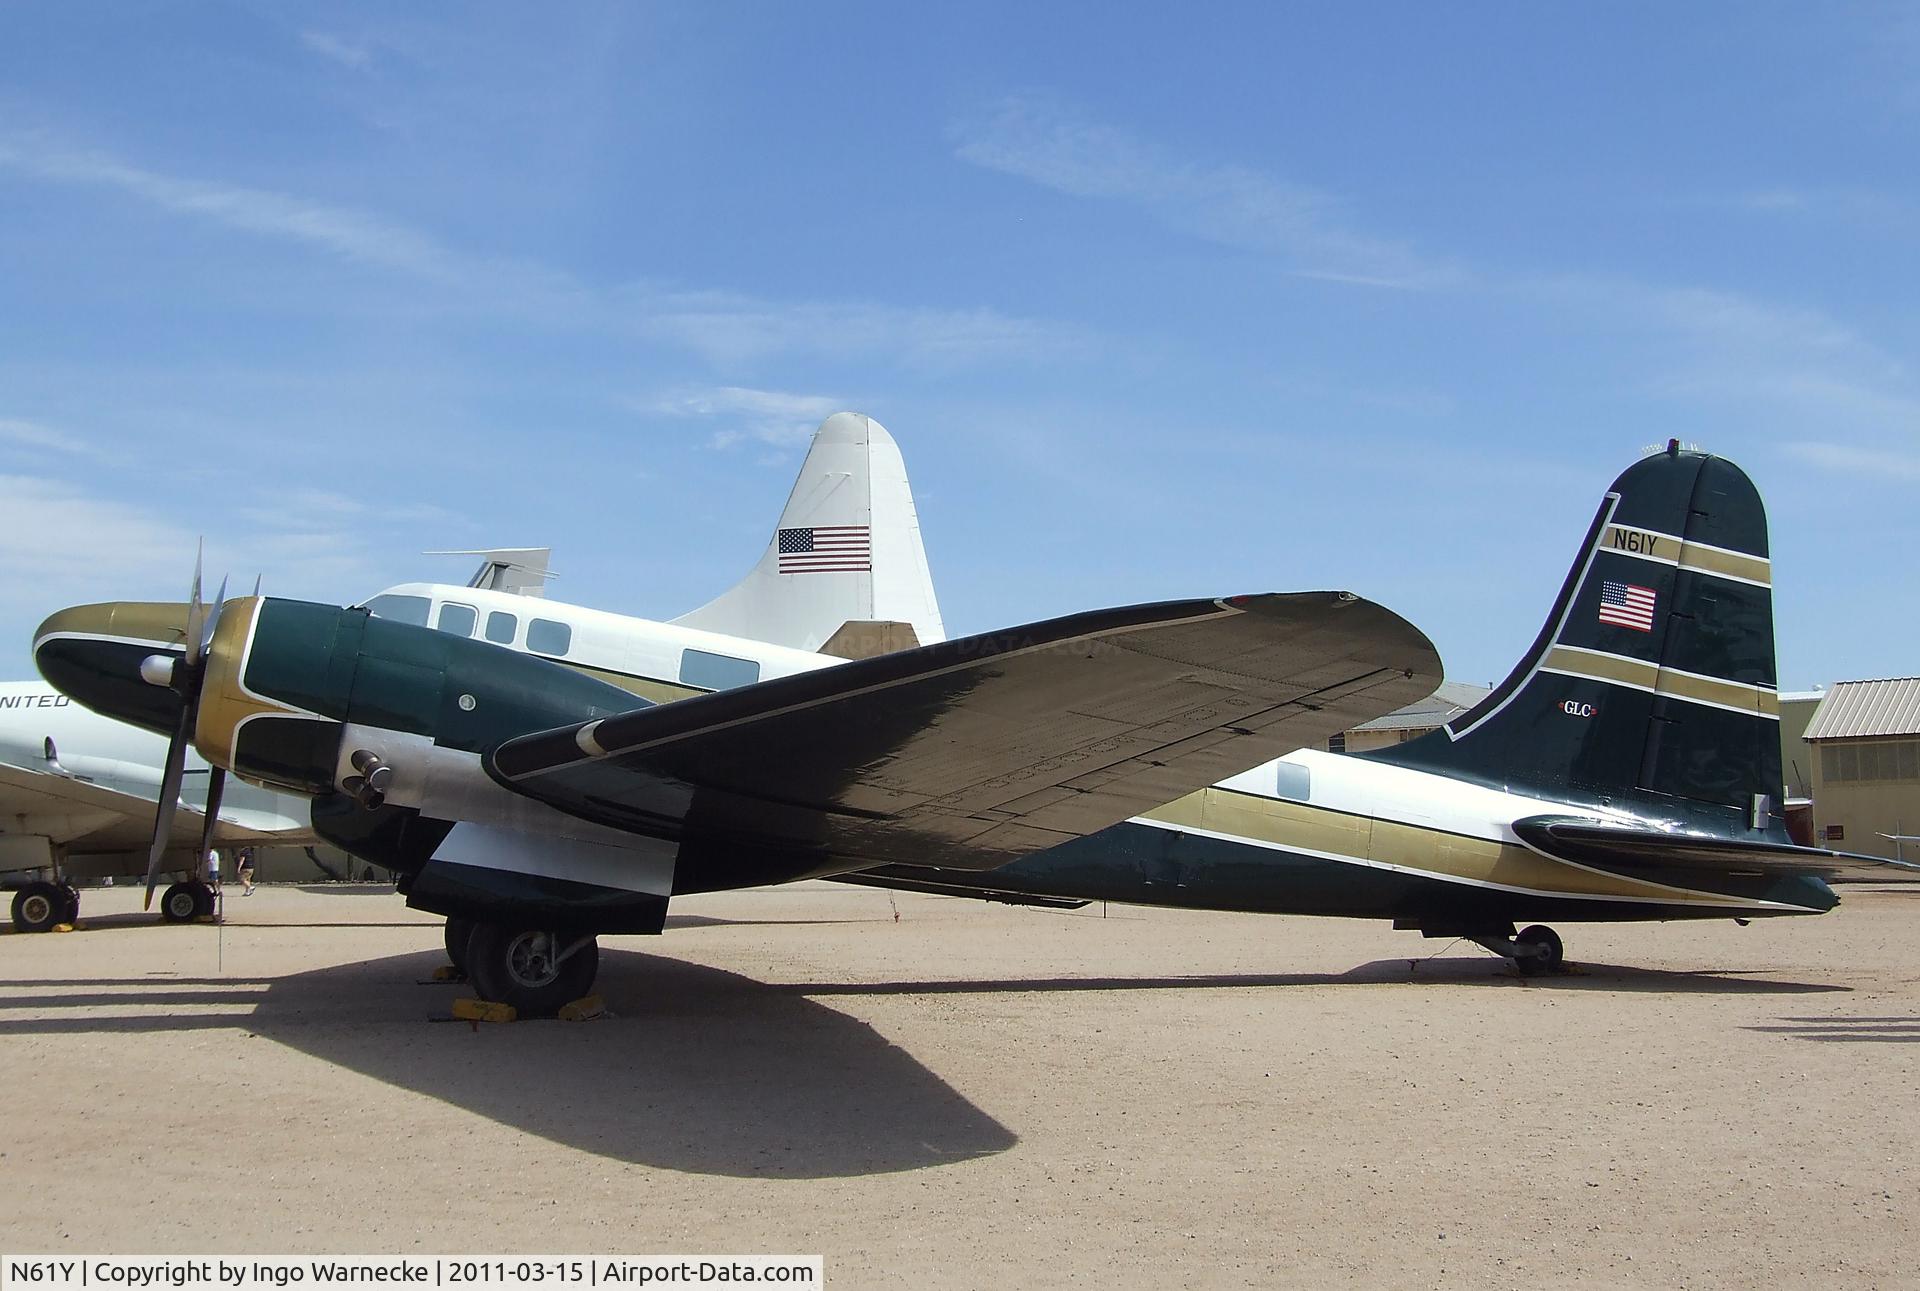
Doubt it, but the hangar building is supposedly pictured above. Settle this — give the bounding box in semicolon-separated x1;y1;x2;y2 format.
1801;678;1920;861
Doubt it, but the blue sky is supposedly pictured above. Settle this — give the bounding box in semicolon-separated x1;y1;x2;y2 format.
1;3;1915;689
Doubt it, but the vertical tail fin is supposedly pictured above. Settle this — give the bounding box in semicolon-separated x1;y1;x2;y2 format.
673;412;946;654
1369;443;1784;835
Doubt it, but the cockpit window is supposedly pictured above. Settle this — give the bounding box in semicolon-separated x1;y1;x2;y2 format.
364;594;430;627
527;618;571;656
436;603;477;638
485;611;518;645
680;648;760;691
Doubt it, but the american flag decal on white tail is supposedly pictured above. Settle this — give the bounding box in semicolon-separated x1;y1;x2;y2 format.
777;525;872;574
1597;580;1656;632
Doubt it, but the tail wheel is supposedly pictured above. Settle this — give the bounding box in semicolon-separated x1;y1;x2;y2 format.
466;924;599;1018
159;881;201;923
11;882;63;933
1515;924;1565;975
444;915;476;974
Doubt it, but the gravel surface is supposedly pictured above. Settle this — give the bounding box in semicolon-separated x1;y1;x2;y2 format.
2;881;1915;1288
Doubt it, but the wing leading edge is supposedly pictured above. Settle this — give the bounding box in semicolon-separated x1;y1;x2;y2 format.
488;592;1441;874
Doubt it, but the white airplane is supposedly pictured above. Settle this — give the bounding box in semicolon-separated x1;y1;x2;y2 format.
0;682;311;929
1;412;946;933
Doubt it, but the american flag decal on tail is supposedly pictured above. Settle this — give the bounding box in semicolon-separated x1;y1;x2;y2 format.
777;525;872;574
1597;580;1656;632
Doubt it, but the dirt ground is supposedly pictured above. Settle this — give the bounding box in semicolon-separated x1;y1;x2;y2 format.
1;881;1916;1289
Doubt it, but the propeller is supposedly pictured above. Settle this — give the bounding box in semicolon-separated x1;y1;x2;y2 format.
138;548;231;910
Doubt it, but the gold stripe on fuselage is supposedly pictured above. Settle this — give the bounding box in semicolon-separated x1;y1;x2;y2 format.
1141;786;1792;907
1599;523;1771;587
551;660;704;705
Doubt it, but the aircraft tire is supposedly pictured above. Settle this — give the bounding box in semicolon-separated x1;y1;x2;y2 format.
466;924;599;1018
57;885;80;925
159;882;201;923
11;882;63;933
444;916;476;974
1515;924;1565;975
189;880;216;919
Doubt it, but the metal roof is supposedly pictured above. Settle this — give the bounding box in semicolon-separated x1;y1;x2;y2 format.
1353;681;1493;732
1803;678;1920;741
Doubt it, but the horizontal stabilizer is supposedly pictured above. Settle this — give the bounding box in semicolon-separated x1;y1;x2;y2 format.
1514;815;1920;883
490;591;1440;875
819;619;921;660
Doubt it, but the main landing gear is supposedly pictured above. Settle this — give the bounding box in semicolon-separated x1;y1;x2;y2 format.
447;919;600;1017
1472;924;1567;976
10;880;80;933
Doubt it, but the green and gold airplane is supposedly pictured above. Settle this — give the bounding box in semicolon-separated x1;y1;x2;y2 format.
31;443;1907;1013
34;578;1437;1013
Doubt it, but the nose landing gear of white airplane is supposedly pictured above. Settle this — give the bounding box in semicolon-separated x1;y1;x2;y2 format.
159;880;215;923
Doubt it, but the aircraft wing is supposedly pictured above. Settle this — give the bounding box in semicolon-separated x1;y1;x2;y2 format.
1514;816;1920;883
490;592;1440;871
0;761;302;853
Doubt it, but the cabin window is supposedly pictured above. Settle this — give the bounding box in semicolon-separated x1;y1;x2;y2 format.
1272;762;1311;802
436;603;478;638
485;611;518;645
680;648;760;692
364;594;430;627
527;618;572;656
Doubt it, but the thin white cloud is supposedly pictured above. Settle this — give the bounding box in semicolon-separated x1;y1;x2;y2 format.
300;30;373;71
1784;441;1920;484
0;417;103;460
0;132;1082;369
648;386;846;451
0;134;469;282
952;94;1461;290
622;286;1085;368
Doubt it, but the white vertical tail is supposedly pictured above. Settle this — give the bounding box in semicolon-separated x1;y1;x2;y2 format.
673;412;945;654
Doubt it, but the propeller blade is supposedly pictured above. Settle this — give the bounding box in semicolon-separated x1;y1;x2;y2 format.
200;576;229;658
197;766;227;863
183;542;207;667
143;704;195;910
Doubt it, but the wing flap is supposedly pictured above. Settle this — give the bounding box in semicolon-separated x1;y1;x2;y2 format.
492;592;1440;873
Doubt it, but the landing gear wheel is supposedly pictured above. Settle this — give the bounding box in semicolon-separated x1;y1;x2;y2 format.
188;880;216;919
57;885;80;925
11;882;63;933
1514;924;1565;976
159;882;201;923
444;916;476;975
466;924;599;1018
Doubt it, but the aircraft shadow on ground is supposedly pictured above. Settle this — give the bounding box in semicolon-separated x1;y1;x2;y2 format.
1746;1015;1920;1043
773;957;1849;998
0;948;1018;1180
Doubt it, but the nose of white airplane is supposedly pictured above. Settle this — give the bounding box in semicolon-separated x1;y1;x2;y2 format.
33;601;192;737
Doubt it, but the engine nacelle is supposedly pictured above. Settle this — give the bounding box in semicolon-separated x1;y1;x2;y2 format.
192;597;650;797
